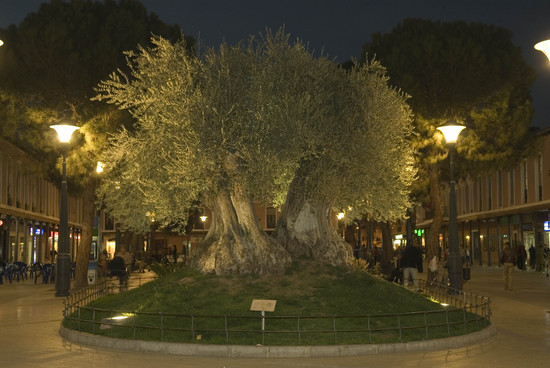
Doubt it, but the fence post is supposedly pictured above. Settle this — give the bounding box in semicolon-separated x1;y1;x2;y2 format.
424;311;428;338
397;314;402;341
333;316;337;344
297;316;301;345
225;315;229;344
445;310;450;336
160;312;164;341
191;314;195;341
133;310;137;339
368;315;372;343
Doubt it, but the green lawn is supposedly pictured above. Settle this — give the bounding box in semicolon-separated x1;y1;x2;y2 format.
63;260;488;345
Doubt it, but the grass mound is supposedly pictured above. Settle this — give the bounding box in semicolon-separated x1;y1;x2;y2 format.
64;260;485;345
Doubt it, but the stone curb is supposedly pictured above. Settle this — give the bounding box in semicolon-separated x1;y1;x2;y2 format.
59;324;496;357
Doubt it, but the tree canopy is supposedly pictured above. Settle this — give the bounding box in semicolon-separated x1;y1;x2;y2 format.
362;18;537;175
95;29;416;275
0;0;194;287
361;18;539;273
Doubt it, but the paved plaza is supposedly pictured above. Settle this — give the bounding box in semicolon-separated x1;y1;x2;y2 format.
0;265;549;368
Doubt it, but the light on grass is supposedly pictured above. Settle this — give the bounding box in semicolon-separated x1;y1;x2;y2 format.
99;313;135;329
427;296;450;307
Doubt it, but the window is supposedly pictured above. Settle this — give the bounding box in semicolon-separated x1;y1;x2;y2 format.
194;207;207;229
487;176;492;210
461;182;466;214
509;169;515;206
497;171;503;208
0;153;3;204
536;155;543;201
521;160;528;204
104;214;115;231
469;179;474;213
266;207;277;229
477;177;483;211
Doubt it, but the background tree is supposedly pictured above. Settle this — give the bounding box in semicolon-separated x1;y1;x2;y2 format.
0;0;193;288
362;19;538;279
96;29;416;275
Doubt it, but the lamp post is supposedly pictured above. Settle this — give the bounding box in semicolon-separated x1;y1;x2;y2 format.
50;123;80;297
200;215;207;239
535;40;550;62
437;121;466;292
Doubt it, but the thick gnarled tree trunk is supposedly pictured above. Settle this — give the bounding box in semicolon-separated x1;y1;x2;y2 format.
272;182;354;267
427;164;444;282
191;185;291;276
74;177;97;289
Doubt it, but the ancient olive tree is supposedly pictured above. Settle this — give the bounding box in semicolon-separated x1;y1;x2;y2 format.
272;61;415;266
96;30;415;275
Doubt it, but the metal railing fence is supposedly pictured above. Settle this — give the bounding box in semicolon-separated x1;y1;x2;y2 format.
63;277;491;345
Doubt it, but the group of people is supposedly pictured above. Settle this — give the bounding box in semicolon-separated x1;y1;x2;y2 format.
500;241;550;291
97;246;135;287
396;244;424;292
527;243;549;271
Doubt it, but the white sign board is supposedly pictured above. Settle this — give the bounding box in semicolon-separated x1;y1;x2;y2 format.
250;299;277;312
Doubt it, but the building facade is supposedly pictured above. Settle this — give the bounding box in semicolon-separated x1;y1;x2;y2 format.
416;128;550;266
0;137;83;265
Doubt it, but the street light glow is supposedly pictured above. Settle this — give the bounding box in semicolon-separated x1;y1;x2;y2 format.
437;121;466;144
50;124;80;143
50;120;80;297
96;161;104;174
535;39;550;62
436;120;466;292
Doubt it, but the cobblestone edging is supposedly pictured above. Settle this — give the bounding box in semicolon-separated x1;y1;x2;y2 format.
59;325;496;358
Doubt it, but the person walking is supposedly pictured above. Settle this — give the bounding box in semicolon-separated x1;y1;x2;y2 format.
115;246;133;273
500;241;516;290
516;243;527;271
172;245;178;263
529;244;536;269
536;243;545;272
98;250;108;277
400;244;422;292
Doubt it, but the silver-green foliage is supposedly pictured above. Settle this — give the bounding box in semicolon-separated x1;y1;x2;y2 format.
94;29;415;235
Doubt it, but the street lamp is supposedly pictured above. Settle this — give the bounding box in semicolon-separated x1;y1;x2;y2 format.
200;215;207;239
50;122;80;297
535;40;550;62
437;121;466;292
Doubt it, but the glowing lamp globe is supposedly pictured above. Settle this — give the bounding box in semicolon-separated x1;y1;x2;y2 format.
535;40;550;62
50;124;80;143
437;121;466;144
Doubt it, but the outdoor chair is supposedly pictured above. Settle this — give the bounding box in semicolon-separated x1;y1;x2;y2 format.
41;263;54;284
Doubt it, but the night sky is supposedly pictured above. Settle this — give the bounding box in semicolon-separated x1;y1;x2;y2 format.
1;0;550;127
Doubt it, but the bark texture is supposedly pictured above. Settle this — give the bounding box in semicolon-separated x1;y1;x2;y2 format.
426;164;444;282
272;187;354;267
74;177;97;289
191;186;291;276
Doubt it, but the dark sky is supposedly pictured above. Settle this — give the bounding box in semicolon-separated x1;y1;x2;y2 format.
1;0;550;127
